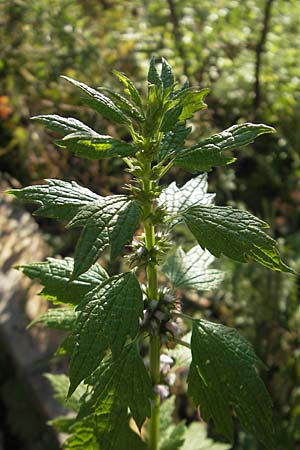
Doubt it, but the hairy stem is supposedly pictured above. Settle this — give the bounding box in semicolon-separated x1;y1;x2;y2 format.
143;168;161;450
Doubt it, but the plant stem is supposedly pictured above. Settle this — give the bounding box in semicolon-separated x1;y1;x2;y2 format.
143;168;161;450
149;335;161;450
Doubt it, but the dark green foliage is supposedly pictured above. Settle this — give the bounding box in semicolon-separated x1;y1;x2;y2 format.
19;257;108;305
69;272;143;395
182;205;294;273
175;124;274;173
12;58;295;450
188;320;274;447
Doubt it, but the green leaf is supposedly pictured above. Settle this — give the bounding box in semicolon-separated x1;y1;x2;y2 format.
162;246;224;291
100;88;145;123
49;416;77;434
161;57;174;90
181;422;230;450
84;343;152;429
31;114;94;135
167;333;192;369
69;272;143;394
57;131;137;160
159;174;214;223
65;394;147;450
7;179;100;221
148;57;162;88
28;307;77;330
112;70;143;108
158;123;192;161
158;398;186;450
160;104;183;132
175;123;275;173
159;422;186;450
45;373;87;412
19;257;108;305
174;88;209;121
61;75;130;125
68;196;140;276
63;416;98;450
144;84;164;137
182;205;294;273
188;319;274;448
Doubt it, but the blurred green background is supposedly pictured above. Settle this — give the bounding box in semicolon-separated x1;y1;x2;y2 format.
0;1;299;449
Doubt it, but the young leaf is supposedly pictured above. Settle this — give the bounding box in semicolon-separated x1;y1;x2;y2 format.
85;343;152;429
31;114;94;135
19;257;108;305
57;132;137;160
188;319;274;447
143;84;164;137
112;70;143;108
161;57;174;90
28;308;77;330
173;87;209;121
61;76;130;125
7;179;100;221
158;122;192;161
69;272;143;394
159;174;214;221
175;123;275;173
100;88;145;123
148;57;162;88
68;196;140;276
160;104;183;132
182;205;294;273
162;246;224;291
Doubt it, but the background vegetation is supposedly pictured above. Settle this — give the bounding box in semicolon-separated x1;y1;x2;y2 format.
1;1;299;449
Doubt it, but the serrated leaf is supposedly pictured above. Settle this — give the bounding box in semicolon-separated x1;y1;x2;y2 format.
63;416;97;450
19;257;108;305
182;205;294;273
84;343;152;429
188;319;274;447
160;422;186;450
28;308;77;330
45;373;86;412
69;272;143;394
65;395;147;450
161;58;174;90
174;88;209;121
112;70;143;108
31;114;94;135
148;57;162;88
158;123;192;161
160;104;183;132
61;75;130;125
57;131;137;160
144;84;164;137
69;196;139;276
7;179;100;221
182;422;230;450
175;123;274;173
162;246;224;291
100;88;145;122
159;174;215;222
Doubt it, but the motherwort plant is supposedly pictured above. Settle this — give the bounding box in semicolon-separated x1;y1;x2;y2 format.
8;58;294;450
